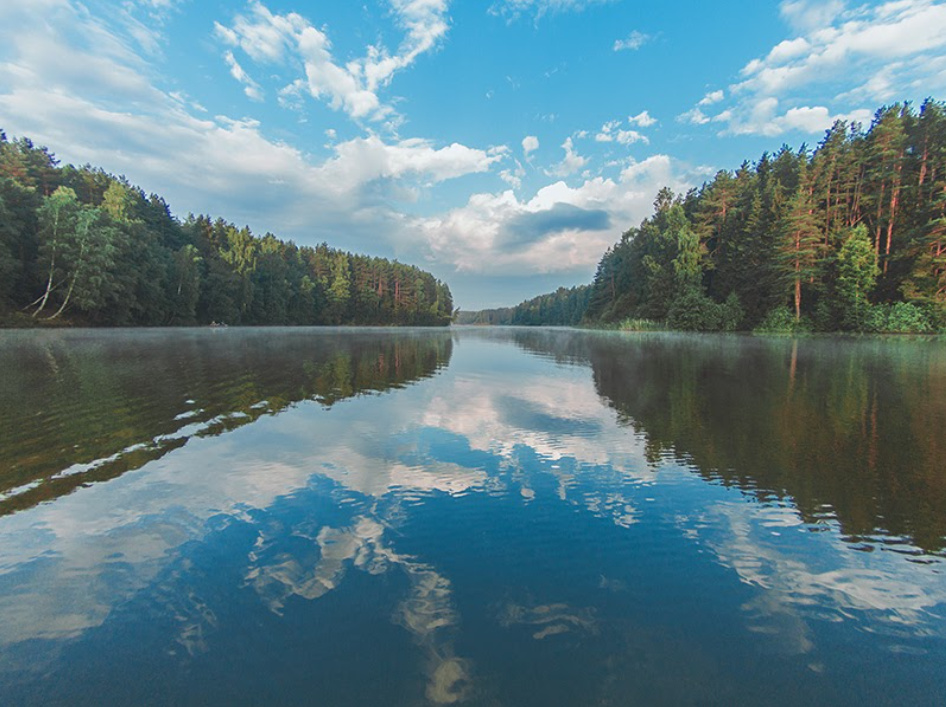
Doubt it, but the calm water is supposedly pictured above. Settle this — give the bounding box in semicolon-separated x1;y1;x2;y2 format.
0;327;944;705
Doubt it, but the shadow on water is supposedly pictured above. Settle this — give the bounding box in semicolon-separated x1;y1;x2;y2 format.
0;328;452;517
504;327;946;555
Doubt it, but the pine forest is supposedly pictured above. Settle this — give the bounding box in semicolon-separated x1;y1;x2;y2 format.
0;132;454;328
477;100;946;334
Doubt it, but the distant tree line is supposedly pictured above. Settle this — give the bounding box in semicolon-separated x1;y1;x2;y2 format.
0;132;453;327
457;285;590;326
491;100;946;333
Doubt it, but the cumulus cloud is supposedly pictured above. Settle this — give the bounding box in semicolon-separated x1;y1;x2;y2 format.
680;0;946;137
546;136;589;176
725;98;872;137
698;90;724;107
678;106;733;126
596;118;650;145
414;154;695;275
0;0;500;262
319;135;502;189
522;134;540;156
215;1;450;121
613;30;651;51
505;203;611;247
627;110;657;127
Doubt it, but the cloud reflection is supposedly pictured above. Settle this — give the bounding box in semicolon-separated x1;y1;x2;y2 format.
1;330;945;703
678;500;946;657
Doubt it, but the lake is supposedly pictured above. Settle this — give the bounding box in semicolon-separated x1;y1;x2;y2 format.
0;326;944;705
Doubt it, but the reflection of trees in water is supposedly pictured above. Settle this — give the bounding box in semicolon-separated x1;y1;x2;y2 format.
0;329;452;516
510;329;946;554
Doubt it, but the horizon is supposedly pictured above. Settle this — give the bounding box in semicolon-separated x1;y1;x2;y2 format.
3;1;946;310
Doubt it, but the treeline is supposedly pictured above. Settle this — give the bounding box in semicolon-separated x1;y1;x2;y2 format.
506;99;946;333
0;132;453;327
458;285;590;326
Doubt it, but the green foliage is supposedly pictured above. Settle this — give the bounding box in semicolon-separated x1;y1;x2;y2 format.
461;285;591;326
865;302;934;334
754;307;811;334
667;289;723;331
719;292;745;332
0;133;453;327
666;288;743;332
575;98;946;334
835;225;879;330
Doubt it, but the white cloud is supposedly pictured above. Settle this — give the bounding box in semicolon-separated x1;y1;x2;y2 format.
364;0;450;90
596;115;653;144
223;50;264;101
724;98;872;137
677;108;710;125
677;106;734;126
213;3;304;64
683;0;946;137
490;0;615;21
415;154;695;275
522;134;540;156
627;110;657;127
0;0;501;262
500;160;526;189
613;30;651;51
614;129;646;145
595;120;621;142
698;90;724;107
547;136;589;176
320;135;502;189
215;1;450;121
779;0;846;32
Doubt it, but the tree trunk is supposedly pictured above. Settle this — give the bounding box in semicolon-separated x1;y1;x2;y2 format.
794;234;801;322
48;272;77;320
874;180;885;265
49;245;86;320
883;163;903;274
794;274;801;322
32;251;57;317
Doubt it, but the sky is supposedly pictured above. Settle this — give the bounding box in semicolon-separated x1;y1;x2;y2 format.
3;1;946;309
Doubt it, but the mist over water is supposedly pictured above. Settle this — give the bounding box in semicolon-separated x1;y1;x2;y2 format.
0;327;944;705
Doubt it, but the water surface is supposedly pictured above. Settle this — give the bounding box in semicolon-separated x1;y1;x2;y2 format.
0;327;944;705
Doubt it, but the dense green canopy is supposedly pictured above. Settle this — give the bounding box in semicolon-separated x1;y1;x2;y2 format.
0;132;453;327
472;99;946;334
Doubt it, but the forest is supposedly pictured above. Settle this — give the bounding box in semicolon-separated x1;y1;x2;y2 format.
0;132;453;327
474;99;946;333
455;285;590;326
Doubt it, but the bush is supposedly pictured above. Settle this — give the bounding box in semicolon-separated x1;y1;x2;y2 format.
812;299;840;332
867;302;933;334
719;292;744;332
667;289;722;331
754;307;811;334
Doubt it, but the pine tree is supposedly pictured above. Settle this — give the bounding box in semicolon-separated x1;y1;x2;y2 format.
778;156;822;322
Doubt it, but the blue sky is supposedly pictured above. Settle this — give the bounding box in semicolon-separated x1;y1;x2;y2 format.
3;1;946;309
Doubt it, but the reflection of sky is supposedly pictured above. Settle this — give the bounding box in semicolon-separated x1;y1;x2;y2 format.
1;330;945;703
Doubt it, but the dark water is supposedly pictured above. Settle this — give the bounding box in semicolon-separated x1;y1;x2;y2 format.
0;327;944;706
